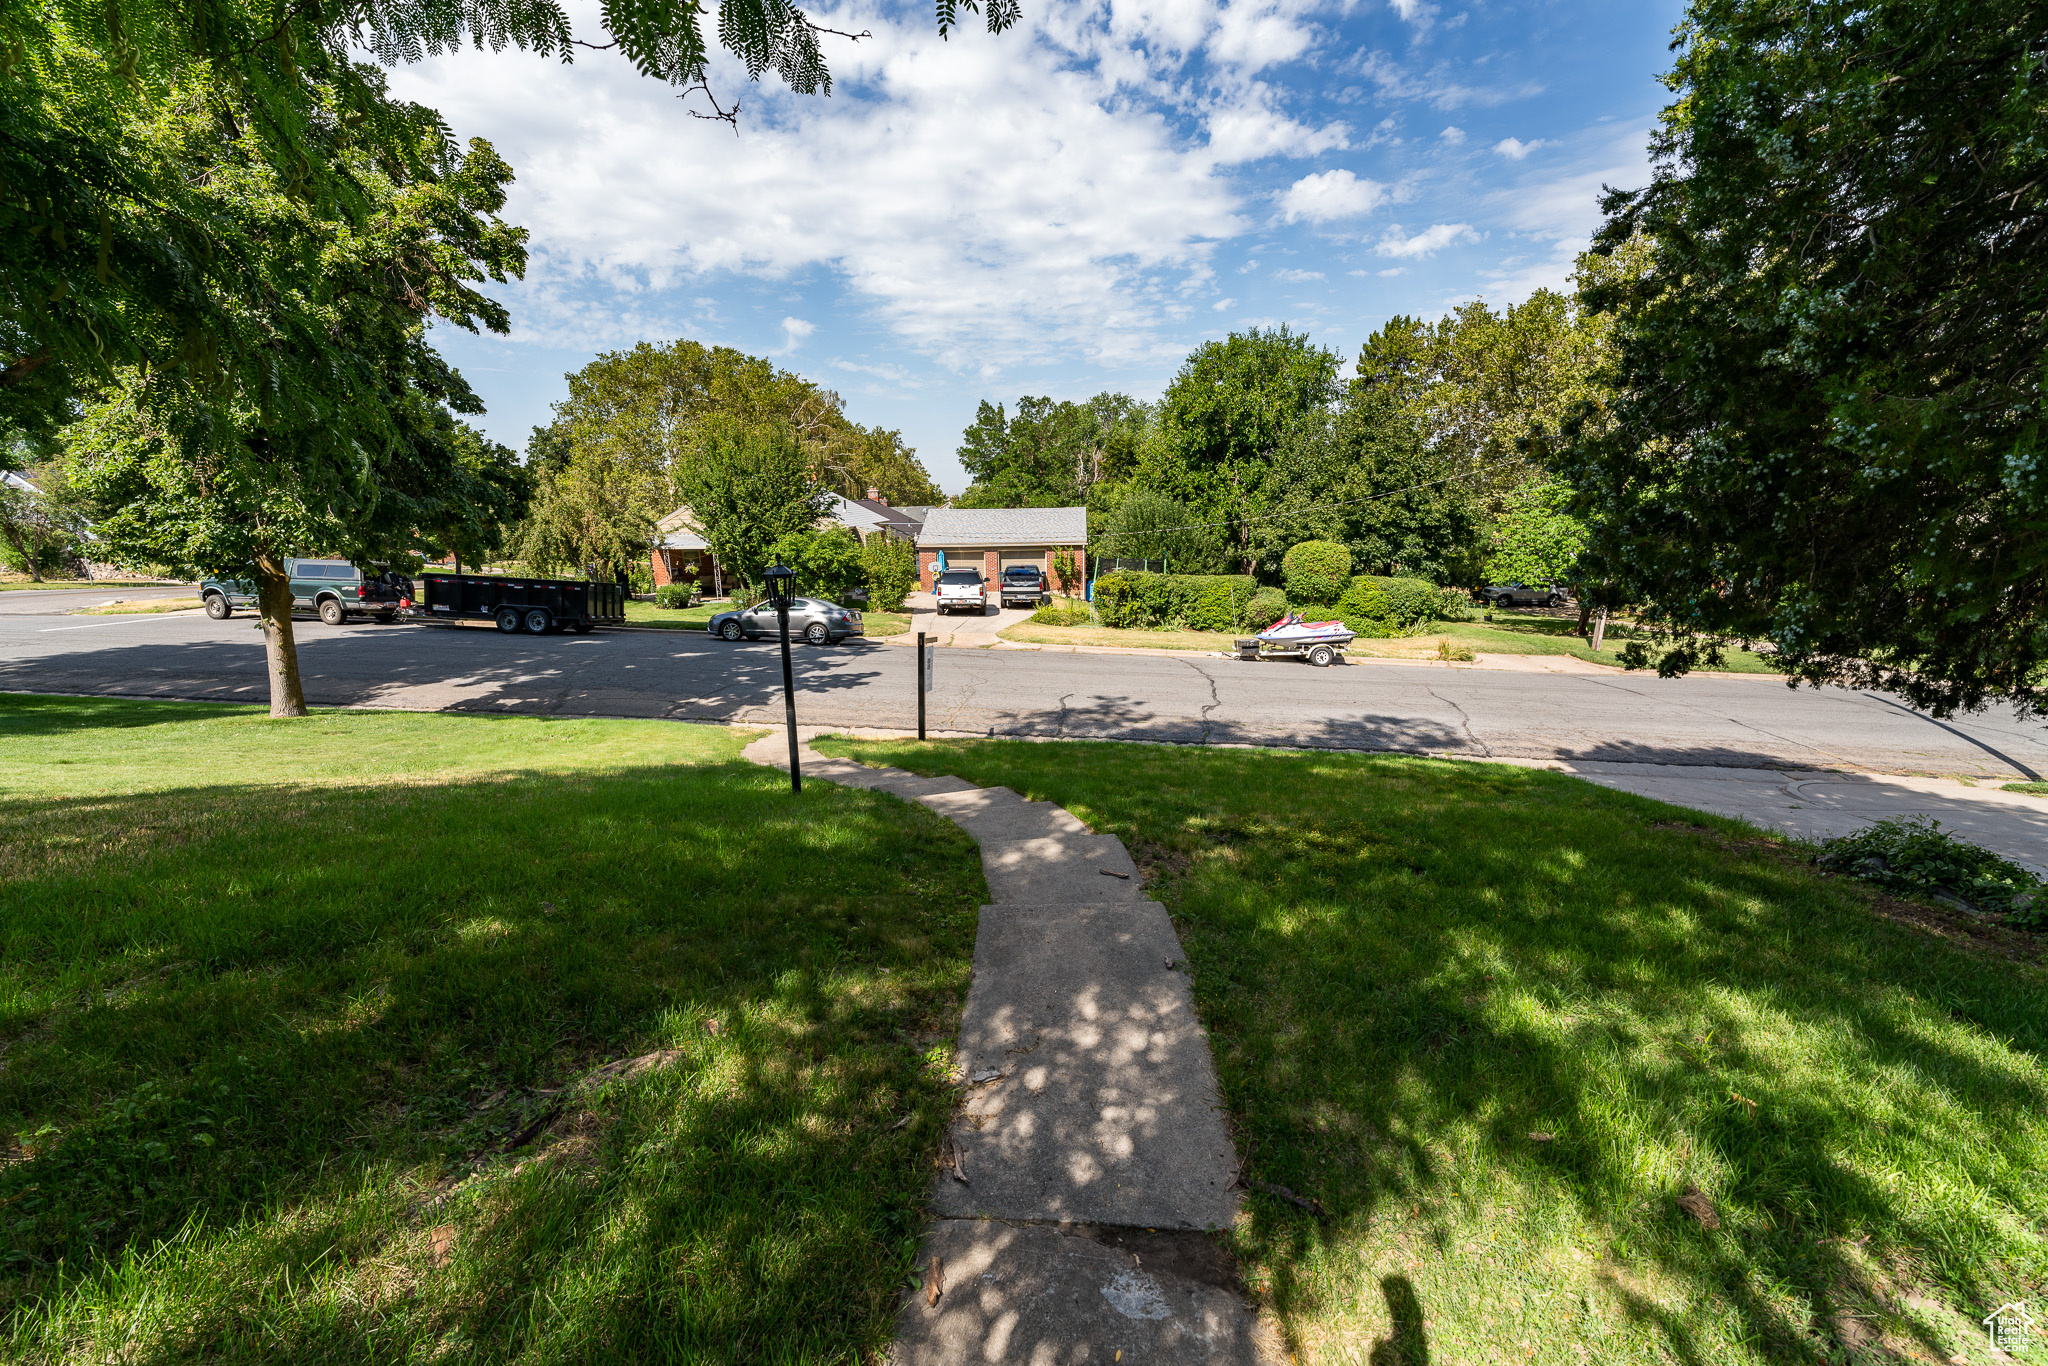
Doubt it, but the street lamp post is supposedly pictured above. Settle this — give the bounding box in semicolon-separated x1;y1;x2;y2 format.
764;562;801;794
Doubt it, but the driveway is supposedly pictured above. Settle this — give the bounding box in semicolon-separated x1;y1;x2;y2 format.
898;592;1037;646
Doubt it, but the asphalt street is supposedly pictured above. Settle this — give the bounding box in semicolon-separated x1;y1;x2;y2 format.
0;584;195;614
5;608;2045;775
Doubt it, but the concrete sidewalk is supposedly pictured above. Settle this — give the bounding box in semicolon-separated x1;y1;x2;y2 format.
741;731;1279;1364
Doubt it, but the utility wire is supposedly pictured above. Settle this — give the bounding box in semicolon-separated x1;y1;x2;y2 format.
1090;456;1528;546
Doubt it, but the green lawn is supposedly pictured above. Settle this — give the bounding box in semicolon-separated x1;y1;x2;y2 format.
624;599;911;637
814;736;2048;1365
1001;608;1784;672
0;698;985;1363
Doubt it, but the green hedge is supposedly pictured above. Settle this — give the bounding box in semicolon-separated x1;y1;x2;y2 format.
1093;572;1258;631
1335;575;1443;637
1282;540;1353;605
1242;586;1289;631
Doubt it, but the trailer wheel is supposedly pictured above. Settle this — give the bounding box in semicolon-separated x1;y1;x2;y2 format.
522;608;552;634
203;593;232;620
573;621;594;634
318;597;345;626
495;607;521;633
1308;644;1335;667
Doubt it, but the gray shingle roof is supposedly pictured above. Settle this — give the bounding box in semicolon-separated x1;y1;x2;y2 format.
918;506;1087;547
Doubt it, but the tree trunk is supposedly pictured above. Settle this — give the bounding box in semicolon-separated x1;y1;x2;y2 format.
254;552;308;718
1;526;43;581
1576;595;1593;638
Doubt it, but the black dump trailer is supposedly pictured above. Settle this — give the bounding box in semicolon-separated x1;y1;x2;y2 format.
415;573;626;634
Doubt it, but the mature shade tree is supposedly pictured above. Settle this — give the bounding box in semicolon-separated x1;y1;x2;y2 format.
3;0;1020;438
1093;489;1226;573
675;428;830;594
1483;479;1588;589
518;341;942;575
955;393;1147;508
1355;290;1611;514
58;65;529;716
0;458;91;579
1562;0;2048;716
1264;388;1482;585
1144;327;1341;569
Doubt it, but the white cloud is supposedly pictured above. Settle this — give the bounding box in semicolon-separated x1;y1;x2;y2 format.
1277;168;1387;222
390;0;1250;370
1475;125;1654;301
1374;222;1479;257
1377;267;1406;276
1212;297;1237;310
776;317;816;352
1439;125;1465;145
1352;51;1544;111
1492;136;1547;160
1271;268;1325;281
1387;0;1437;27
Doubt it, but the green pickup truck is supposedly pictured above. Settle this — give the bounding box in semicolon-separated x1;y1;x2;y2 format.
200;560;410;625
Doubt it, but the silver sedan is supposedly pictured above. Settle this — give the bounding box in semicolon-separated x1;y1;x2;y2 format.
706;596;865;645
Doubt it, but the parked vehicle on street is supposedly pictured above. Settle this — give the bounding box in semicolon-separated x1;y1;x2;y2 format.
998;564;1049;608
200;560;406;624
412;571;626;634
1476;583;1568;608
934;569;988;615
707;596;865;645
1235;613;1354;667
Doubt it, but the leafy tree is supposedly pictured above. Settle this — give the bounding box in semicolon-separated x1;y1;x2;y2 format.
4;0;1017;439
1094;489;1225;572
1355;291;1610;513
1144;328;1341;568
674;428;828;595
859;534;918;612
955;393;1146;508
0;459;90;579
1484;480;1587;587
768;526;865;603
519;341;942;573
1263;389;1483;585
1563;0;2048;716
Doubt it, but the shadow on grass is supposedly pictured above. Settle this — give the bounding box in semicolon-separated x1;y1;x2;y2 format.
816;737;2048;1364
0;756;985;1362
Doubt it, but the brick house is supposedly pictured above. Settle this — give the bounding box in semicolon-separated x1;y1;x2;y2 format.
915;506;1087;593
649;507;724;597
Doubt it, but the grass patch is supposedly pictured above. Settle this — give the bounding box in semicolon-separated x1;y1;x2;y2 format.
2003;781;2048;797
68;598;203;615
0;697;985;1362
813;735;2048;1365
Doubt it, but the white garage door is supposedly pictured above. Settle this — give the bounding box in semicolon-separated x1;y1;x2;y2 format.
1000;548;1045;573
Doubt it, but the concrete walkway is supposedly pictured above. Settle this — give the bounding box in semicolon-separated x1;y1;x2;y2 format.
740;730;1279;1364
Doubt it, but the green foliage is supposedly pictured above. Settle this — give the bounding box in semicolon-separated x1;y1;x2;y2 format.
1094;489;1225;573
955;393;1148;508
654;582;694;609
1436;586;1475;622
0;460;91;580
1029;599;1093;626
1484;479;1587;586
768;526;866;603
1091;573;1257;631
1564;0;2048;717
1816;818;2043;926
1143;328;1341;566
1334;576;1442;638
859;535;918;612
1050;547;1082;597
1354;291;1612;514
1265;389;1484;586
674;429;828;594
516;341;941;578
1242;586;1289;631
1282;540;1352;605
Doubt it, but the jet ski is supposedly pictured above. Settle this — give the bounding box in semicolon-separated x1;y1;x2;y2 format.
1235;613;1354;665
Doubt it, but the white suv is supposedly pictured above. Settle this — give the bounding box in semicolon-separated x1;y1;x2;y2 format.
934;569;988;616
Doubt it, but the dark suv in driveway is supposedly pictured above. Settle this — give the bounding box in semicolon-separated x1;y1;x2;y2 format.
999;565;1049;608
200;559;407;624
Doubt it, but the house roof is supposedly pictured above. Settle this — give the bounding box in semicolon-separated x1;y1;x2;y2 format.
917;506;1087;547
654;506;710;551
847;497;923;538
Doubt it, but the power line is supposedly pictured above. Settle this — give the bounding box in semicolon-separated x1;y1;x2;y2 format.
1091;456;1528;545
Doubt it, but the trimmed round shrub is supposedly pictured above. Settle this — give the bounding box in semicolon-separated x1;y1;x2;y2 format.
1282;540;1352;605
1336;580;1398;637
654;582;693;609
1241;586;1289;631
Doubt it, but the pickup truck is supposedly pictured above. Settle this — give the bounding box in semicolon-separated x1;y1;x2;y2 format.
998;565;1049;608
200;560;408;624
934;568;988;616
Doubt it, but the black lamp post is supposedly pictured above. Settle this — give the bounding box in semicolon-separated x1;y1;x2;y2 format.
763;562;801;794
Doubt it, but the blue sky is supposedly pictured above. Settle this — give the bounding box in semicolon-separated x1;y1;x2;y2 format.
390;0;1686;493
